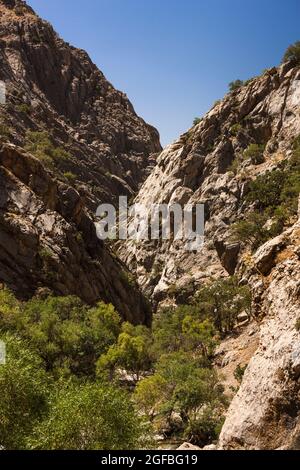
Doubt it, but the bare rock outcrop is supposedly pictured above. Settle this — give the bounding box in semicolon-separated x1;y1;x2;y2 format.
219;201;300;449
120;62;300;306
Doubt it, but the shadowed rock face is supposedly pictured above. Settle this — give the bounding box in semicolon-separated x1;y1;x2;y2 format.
0;0;161;205
0;142;151;325
0;0;158;323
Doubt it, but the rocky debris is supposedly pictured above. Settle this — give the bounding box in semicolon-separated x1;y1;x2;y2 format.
120;61;300;307
0;0;161;207
218;201;300;449
176;442;202;451
0;142;151;324
202;444;217;450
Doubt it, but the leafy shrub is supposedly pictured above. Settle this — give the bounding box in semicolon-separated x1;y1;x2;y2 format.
25;131;71;167
0;333;50;449
0;124;10;140
63;171;77;184
231;211;269;249
282;41;300;65
17;103;31;114
231;137;300;250
184;406;225;447
246;170;285;211
193;117;202;126
28;381;149;450
243;143;265;164
234;364;247;383
228;80;244;92
230;123;242;136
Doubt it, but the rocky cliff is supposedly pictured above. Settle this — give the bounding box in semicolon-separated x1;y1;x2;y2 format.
219;202;300;449
0;0;161;324
0;0;161;207
120;61;300;447
0;140;151;324
120;61;300;303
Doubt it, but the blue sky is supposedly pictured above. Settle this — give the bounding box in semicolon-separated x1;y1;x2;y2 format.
29;0;300;146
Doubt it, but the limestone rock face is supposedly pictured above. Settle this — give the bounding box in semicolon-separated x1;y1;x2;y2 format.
119;60;300;447
120;62;300;306
0;142;150;324
219;204;300;449
0;0;161;206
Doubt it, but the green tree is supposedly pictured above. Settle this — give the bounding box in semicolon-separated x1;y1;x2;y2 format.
231;211;269;249
193;117;202;126
152;305;216;358
243;143;265;164
97;322;153;381
0;293;121;378
0;333;50;450
184;405;225;447
134;351;226;444
25;131;71;167
28;381;149;450
194;277;251;336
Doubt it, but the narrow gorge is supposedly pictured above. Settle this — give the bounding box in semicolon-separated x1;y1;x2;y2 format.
0;0;299;452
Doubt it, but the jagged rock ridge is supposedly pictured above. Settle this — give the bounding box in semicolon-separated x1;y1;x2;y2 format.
0;0;161;206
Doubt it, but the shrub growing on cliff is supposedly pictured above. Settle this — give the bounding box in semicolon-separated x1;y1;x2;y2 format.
282;41;300;65
25;131;71;167
244;143;265;165
193;117;202;126
231;211;269;249
230;123;242;137
193;277;251;336
228;80;244;92
0;123;10;141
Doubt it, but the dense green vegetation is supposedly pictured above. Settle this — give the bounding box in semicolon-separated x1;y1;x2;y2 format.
0;277;250;449
231;136;300;249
